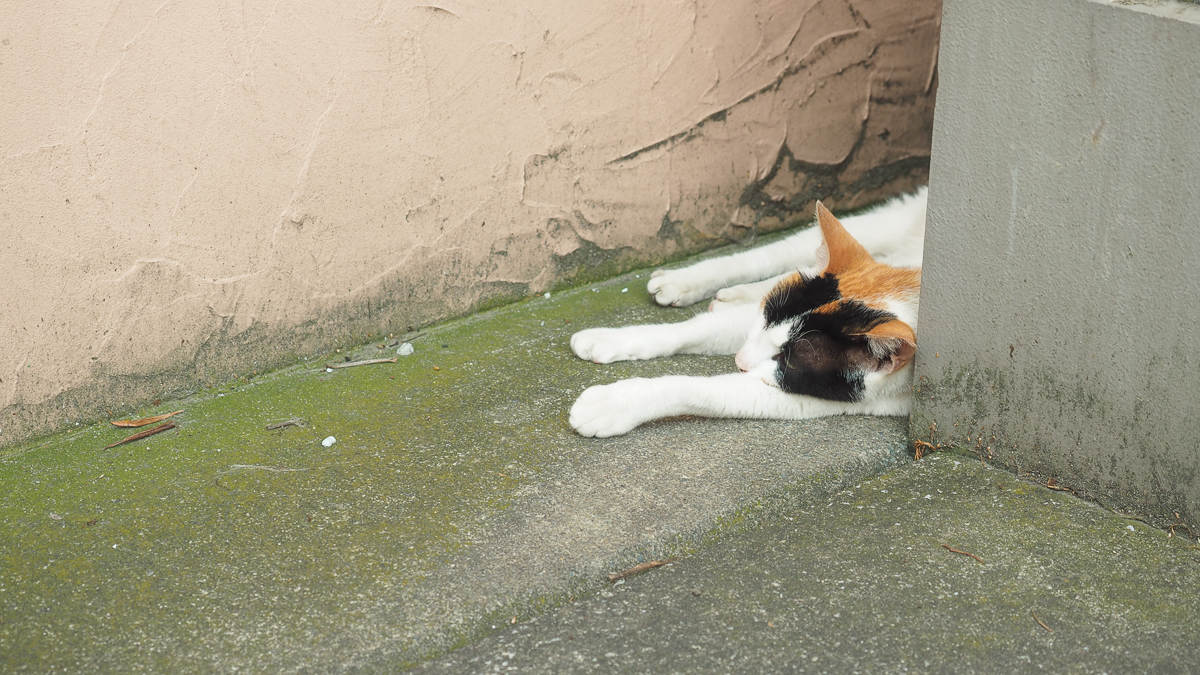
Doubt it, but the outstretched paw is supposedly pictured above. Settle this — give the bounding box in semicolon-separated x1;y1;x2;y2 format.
707;278;779;312
570;327;672;363
708;285;756;312
647;269;711;307
570;380;654;437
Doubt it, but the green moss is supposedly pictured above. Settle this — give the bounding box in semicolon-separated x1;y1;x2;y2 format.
0;264;732;670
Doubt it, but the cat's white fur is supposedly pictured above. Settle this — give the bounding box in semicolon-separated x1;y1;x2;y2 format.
569;188;927;438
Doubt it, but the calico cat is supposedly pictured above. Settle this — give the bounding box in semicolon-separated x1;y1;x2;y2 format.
569;188;926;437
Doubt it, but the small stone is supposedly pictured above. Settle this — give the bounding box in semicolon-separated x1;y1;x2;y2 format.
322;436;336;447
397;343;415;356
621;288;628;293
543;292;551;298
691;588;703;596
49;513;62;521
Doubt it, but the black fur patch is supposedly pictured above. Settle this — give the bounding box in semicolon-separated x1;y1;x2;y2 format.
773;300;896;402
762;273;841;327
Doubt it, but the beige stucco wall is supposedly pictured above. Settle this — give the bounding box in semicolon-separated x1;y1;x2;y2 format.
1;0;940;446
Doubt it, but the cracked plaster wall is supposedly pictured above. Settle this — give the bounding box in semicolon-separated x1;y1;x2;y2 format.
1;0;940;446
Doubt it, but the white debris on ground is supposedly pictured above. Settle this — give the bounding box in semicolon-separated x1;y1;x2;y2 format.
322;436;336;447
397;343;415;356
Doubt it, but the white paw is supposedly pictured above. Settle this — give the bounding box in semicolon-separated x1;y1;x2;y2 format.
570;327;670;363
707;285;756;312
647;269;711;307
570;380;655;437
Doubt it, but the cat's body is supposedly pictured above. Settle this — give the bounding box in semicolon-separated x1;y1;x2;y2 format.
569;188;927;437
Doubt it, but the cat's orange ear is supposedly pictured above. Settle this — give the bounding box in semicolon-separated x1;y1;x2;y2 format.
857;319;916;373
814;201;874;274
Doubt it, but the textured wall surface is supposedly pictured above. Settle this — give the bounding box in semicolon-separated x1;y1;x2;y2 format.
914;0;1200;524
1;0;940;446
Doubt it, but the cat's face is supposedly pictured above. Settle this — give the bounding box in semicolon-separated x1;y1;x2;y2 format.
736;203;920;402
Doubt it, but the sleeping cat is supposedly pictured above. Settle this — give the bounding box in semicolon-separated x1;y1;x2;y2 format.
569;188;927;437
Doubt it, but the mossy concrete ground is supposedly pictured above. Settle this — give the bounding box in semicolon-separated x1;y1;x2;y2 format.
5;259;1197;674
0;262;909;673
416;455;1200;674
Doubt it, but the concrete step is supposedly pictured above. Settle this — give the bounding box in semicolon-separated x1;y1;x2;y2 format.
414;456;1200;674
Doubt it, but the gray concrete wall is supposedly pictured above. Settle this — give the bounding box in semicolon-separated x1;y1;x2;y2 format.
914;0;1200;526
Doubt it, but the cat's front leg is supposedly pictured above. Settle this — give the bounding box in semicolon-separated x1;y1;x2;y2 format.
646;267;726;308
569;377;673;437
571;304;757;363
647;228;823;307
707;274;791;312
570;372;872;437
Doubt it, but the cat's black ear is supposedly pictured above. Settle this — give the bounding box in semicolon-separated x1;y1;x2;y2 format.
814;201;875;274
856;319;917;373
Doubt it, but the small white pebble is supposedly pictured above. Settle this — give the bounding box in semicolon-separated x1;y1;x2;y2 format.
325;367;333;373
397;343;415;356
924;494;932;499
540;321;545;326
50;513;62;520
112;544;118;549
1127;525;1135;532
543;292;551;298
621;288;628;293
322;436;336;447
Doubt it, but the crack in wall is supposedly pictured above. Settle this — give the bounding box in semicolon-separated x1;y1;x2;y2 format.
609;28;866;165
277;66;344;226
78;0;177;140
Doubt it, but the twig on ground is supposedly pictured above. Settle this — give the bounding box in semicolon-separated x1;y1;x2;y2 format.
1045;477;1077;494
112;410;183;428
266;418;308;430
1168;523;1197;539
941;544;985;564
324;357;397;370
225;464;307;473
1032;609;1054;633
105;422;176;449
913;439;937;460
608;558;680;582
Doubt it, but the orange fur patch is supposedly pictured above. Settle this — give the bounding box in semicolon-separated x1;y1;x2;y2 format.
836;266;921;308
816;201;920;308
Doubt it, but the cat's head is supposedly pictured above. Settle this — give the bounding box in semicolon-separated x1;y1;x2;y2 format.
735;202;920;402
